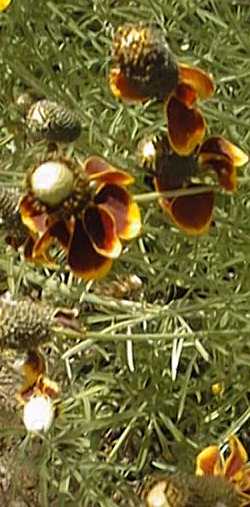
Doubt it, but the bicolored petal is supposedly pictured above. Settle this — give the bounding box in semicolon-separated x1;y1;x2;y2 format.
159;188;214;236
109;66;149;103
67;218;112;280
166;93;206;156
32;220;72;259
94;183;141;240
23;235;57;268
198;136;248;191
196;445;222;476
200;155;236;191
179;63;215;100
224;436;248;480
19;195;48;234
82;156;134;186
18;350;46;402
84;205;122;259
199;136;249;167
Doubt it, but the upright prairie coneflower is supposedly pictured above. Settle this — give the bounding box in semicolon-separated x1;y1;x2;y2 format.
19;156;141;280
109;22;214;156
137;134;248;235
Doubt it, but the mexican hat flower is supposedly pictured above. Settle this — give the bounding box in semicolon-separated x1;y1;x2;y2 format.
109;22;214;156
137;134;248;235
196;435;250;506
14;349;59;432
19;156;141;280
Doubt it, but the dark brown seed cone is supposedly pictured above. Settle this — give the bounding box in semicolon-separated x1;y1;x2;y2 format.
26;99;82;143
112;23;178;100
0;188;27;249
0;298;55;352
145;474;240;507
137;134;197;188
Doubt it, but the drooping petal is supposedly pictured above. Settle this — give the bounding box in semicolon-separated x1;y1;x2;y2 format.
84;205;122;259
238;468;250;496
199;136;249;167
166;93;206;156
196;445;222;476
179;63;215;100
159;188;214;236
32;220;72;259
23;235;57;267
19;195;48;234
94;184;141;240
175;82;198;107
199;154;236;191
109;67;149;103
67;218;112;280
82;156;134;186
224;436;248;480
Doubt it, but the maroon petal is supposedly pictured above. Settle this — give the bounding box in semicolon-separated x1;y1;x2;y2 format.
164;189;215;235
82;156;134;186
199;156;236;191
156;183;214;236
109;67;149;103
19;195;48;234
166;92;206;156
94;184;141;240
84;205;122;258
67;218;112;280
178;64;215;100
199;136;248;167
32;220;71;258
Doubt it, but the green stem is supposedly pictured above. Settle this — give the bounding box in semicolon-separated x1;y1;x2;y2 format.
134;185;217;202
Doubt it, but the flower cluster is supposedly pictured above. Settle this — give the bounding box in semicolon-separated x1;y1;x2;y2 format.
109;22;214;156
110;22;248;236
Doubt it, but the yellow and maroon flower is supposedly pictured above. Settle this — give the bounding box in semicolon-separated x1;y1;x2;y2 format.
109;22;214;156
196;435;250;506
19;156;141;280
138;133;248;235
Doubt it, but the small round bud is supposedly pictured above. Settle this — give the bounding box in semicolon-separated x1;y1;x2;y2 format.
137;136;158;170
26;99;82;143
31;161;74;207
112;23;178;100
23;395;54;433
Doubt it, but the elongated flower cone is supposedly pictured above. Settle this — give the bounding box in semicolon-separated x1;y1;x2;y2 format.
110;23;179;101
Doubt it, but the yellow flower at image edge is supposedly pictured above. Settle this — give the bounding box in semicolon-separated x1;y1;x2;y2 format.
196;435;250;505
0;0;11;12
19;156;141;281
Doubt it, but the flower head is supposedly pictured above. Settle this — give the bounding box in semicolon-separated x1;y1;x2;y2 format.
138;133;248;235
196;435;250;506
109;23;214;155
19;156;141;280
